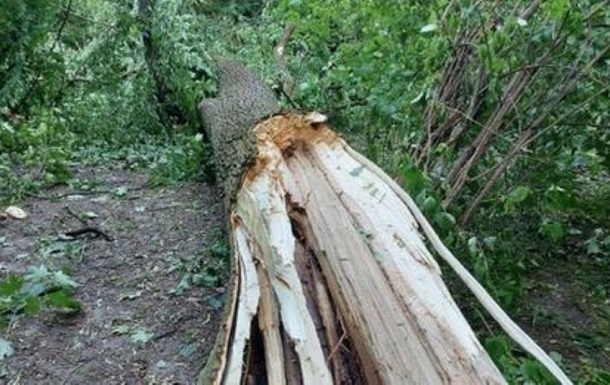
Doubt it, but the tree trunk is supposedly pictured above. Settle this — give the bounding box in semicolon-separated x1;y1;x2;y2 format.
196;60;571;385
138;0;186;125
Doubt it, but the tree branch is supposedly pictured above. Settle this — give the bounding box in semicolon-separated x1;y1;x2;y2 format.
274;23;297;106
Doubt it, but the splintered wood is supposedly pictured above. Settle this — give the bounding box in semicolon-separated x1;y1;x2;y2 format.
198;113;571;385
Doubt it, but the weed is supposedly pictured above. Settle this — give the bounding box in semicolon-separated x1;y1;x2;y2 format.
169;232;230;296
0;265;82;359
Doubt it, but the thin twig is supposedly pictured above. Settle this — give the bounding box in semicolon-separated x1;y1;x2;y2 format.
50;0;74;53
63;227;114;242
442;15;570;207
460;50;610;224
443;68;537;207
519;0;541;19
274;23;297;103
27;183;148;200
63;206;114;241
152;314;203;341
326;331;347;362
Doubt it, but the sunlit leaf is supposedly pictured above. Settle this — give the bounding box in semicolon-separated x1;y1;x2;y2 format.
420;23;438;33
131;328;154;344
24;265;50;282
586;239;601;255
112;324;131;335
0;338;14;360
539;220;565;241
508;186;532;203
52;271;79;289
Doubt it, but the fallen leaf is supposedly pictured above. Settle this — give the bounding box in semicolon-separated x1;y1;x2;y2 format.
5;206;27;219
83;211;98;219
0;337;14;359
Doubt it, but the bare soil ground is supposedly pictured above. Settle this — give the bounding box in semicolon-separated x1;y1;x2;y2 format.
0;166;226;384
521;257;610;374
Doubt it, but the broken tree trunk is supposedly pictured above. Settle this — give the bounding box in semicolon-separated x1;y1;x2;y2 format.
197;59;572;385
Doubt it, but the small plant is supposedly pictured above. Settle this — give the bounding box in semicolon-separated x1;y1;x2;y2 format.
400;159;456;236
112;324;154;345
464;235;524;311
485;335;562;384
148;133;210;186
0;265;82;358
584;228;610;263
170;235;230;295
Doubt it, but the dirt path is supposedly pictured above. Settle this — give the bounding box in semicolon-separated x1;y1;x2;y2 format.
1;167;226;384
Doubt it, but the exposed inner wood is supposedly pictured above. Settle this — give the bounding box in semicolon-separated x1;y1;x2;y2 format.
197;58;571;385
198;114;516;384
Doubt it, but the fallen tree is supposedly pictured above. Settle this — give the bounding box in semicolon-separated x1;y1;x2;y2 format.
196;58;572;384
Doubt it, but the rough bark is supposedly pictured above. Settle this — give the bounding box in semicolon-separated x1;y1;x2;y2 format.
198;58;280;205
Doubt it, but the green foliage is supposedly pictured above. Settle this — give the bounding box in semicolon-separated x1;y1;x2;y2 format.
267;1;608;380
1;0;609;381
485;335;560;385
0;265;81;329
0;0;62;109
272;1;438;167
170;232;230;296
465;235;525;310
401;158;457;235
0;0;218;205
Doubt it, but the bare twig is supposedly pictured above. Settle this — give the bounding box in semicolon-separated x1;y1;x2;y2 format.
61;8;116;29
152;314;203;341
50;0;73;52
459;46;610;224
519;0;541;19
442;66;538;207
441;6;574;207
63;206;114;241
27;183;147;200
414;27;483;168
274;23;297;101
414;0;532;169
63;227;114;242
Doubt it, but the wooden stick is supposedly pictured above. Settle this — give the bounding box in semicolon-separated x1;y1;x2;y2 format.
274;24;297;99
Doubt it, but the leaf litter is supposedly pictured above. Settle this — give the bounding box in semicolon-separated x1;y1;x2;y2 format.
0;167;226;384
